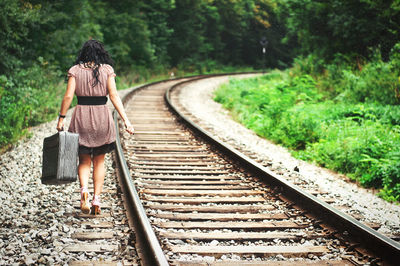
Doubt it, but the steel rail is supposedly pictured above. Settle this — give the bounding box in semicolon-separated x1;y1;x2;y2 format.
165;74;400;264
113;79;172;266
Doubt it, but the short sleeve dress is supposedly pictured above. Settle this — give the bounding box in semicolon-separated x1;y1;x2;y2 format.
67;64;117;154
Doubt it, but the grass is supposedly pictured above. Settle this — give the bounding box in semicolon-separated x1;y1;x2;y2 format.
214;71;400;203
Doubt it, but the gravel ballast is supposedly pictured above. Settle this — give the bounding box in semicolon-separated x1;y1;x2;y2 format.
0;88;136;265
177;75;400;236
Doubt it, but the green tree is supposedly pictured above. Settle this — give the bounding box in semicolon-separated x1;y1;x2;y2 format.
168;0;211;68
278;0;400;60
100;0;154;71
0;0;41;75
142;0;175;65
29;0;103;73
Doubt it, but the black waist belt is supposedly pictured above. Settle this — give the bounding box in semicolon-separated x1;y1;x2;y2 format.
77;96;107;105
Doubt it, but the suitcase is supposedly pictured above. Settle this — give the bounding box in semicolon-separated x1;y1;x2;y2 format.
41;131;79;185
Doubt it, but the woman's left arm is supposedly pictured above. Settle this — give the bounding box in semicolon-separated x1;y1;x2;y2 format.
107;76;134;134
56;76;76;131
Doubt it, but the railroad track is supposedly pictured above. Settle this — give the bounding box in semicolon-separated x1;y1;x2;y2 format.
49;153;139;265
29;74;398;265
114;74;400;265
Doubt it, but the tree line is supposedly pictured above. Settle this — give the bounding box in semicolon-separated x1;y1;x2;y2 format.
0;0;287;77
2;0;399;82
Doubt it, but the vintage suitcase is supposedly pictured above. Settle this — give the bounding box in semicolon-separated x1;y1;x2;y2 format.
41;131;79;185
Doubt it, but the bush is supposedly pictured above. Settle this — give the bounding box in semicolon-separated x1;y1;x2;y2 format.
214;70;400;202
340;59;398;104
0;84;29;146
290;49;400;105
0;60;63;148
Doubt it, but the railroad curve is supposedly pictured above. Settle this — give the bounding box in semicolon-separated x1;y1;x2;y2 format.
115;74;400;265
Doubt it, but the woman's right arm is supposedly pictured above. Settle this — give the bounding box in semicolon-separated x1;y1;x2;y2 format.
107;76;134;135
56;76;76;131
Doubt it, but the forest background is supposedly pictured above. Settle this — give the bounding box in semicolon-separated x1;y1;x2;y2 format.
1;0;399;201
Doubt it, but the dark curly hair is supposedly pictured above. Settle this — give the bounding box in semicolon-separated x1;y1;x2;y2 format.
75;40;114;87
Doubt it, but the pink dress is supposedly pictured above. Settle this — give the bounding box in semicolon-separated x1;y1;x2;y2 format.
67;64;116;147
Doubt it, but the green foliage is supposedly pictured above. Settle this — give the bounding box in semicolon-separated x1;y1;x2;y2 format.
0;60;63;147
0;77;29;146
0;0;41;74
141;0;174;64
278;0;400;60
35;0;105;71
289;48;400;105
214;71;400;202
168;0;290;70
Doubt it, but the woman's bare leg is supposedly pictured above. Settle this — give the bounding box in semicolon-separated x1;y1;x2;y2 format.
92;153;106;196
78;154;92;188
78;154;92;214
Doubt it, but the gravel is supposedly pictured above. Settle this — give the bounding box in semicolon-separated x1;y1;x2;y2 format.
176;74;400;236
0;88;137;265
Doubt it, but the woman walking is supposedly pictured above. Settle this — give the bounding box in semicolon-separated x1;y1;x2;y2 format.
57;40;134;215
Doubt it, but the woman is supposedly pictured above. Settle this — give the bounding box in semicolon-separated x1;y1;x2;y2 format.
57;40;134;215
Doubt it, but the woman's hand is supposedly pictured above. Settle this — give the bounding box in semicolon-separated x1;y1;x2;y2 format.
56;118;64;132
124;121;135;135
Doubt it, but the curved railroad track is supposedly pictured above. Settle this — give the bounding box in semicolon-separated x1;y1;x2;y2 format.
114;74;400;265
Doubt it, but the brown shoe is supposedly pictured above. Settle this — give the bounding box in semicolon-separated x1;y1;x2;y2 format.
80;188;90;214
